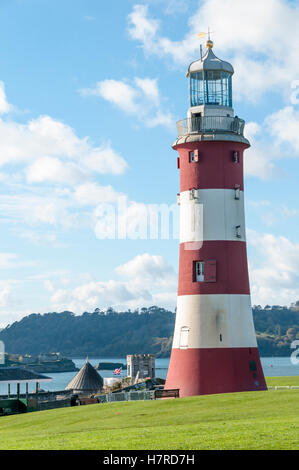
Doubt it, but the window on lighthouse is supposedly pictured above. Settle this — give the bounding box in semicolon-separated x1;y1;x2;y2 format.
189;150;199;162
195;261;205;282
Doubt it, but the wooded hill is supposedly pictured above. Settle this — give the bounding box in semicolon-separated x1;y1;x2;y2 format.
0;304;298;357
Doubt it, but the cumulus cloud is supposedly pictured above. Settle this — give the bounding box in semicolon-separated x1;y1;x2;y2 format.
266;106;299;154
26;156;88;185
0;83;129;232
116;253;176;286
0;115;127;177
244;104;299;179
244;121;282;179
50;253;177;313
80;77;175;129
128;0;299;102
73;182;124;206
247;229;299;306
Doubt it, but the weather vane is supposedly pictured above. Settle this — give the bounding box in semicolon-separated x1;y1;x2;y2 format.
197;27;215;58
197;27;214;41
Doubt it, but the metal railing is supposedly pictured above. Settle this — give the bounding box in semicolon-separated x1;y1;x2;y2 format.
176;116;245;137
96;390;155;403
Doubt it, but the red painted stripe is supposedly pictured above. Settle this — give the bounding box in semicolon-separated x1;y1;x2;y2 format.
178;240;250;295
174;141;249;192
165;347;267;397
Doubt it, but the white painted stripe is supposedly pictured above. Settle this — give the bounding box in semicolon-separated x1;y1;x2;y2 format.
172;294;257;349
180;188;246;243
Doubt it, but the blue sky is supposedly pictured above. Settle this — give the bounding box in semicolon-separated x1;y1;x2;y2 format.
0;0;298;326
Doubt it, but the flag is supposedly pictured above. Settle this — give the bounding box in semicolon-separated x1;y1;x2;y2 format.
113;367;122;375
197;32;206;39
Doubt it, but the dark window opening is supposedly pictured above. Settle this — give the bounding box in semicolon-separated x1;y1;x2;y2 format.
189;149;199;163
232;151;239;163
249;360;257;372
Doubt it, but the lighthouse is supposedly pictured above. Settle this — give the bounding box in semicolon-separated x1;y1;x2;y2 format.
165;39;267;397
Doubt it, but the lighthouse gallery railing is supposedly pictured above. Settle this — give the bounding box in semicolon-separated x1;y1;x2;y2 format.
176;116;245;137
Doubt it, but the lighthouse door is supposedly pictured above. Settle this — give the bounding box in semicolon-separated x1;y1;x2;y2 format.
179;327;190;349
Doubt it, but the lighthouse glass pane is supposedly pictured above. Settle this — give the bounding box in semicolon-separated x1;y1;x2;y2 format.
190;72;232;107
205;71;232;106
190;73;205;106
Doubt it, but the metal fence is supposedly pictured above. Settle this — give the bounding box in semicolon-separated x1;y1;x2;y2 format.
176;116;245;137
97;390;155;403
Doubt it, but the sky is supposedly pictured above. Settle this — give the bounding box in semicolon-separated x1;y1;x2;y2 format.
0;0;298;326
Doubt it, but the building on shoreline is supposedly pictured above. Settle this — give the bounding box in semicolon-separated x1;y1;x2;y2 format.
65;358;103;394
127;354;155;380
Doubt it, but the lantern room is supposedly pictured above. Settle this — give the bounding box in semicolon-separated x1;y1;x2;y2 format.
187;40;234;118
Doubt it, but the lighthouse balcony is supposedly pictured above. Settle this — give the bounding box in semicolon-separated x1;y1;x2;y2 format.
176;116;245;138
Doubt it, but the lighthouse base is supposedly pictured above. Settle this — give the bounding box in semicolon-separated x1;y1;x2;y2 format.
165;347;267;397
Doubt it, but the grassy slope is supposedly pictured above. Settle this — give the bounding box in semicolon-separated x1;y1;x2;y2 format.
266;376;299;386
1;388;299;450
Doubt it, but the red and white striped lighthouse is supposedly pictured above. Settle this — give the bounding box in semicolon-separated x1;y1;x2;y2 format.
165;39;267;397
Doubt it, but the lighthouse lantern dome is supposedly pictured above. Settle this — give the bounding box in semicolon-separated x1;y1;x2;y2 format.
187;42;234;109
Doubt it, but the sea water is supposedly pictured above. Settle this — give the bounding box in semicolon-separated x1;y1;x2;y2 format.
0;356;298;396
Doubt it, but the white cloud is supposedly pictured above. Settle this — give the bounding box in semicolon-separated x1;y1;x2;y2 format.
244;105;299;179
128;4;159;47
248;229;299;306
83;142;128;175
115;253;176;287
80;77;175;129
0;84;128;231
0;193;80;228
244;126;282;179
248;201;299;227
128;0;299;102
0;81;13;114
74;182;124;206
26;156;88;185
0;281;13;308
134;77;160;106
266;106;299;154
0;114;127;176
50;253;177;313
82;79;139;113
51;280;152;313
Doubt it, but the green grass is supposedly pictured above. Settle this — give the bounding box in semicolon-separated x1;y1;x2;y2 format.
1;386;299;450
266;376;299;386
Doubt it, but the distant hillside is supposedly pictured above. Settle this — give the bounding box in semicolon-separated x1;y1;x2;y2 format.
0;304;298;357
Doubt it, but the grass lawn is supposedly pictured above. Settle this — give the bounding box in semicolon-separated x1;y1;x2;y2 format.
266;376;299;386
0;386;299;450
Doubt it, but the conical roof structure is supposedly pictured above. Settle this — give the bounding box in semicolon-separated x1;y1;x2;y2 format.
187;45;234;77
65;359;103;392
